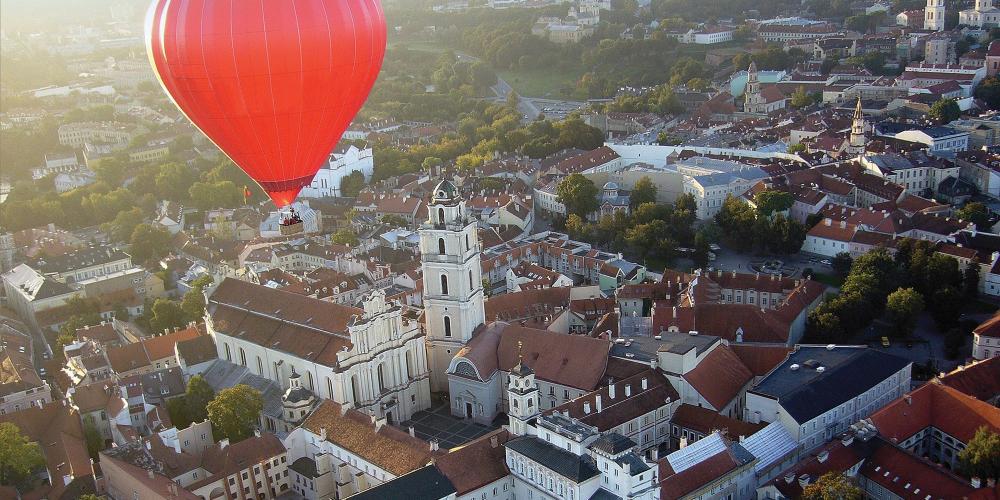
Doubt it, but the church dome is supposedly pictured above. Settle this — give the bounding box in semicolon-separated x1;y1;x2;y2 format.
603;181;619;191
432;179;459;203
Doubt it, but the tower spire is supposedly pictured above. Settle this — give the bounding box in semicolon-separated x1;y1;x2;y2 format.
846;96;867;157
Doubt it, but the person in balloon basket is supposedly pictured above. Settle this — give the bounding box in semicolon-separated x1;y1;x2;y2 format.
281;207;303;227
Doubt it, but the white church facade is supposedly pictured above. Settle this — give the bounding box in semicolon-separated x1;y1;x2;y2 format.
206;278;431;425
299;144;374;198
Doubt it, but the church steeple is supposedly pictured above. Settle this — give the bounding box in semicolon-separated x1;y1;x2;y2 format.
507;341;538;436
845;97;867;157
744;62;764;115
420;178;486;392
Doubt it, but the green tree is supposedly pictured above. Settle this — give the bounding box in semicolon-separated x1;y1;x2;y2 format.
207;384;264;442
421;156;443;173
339;171;366;198
964;263;981;299
956;202;991;231
886;287;925;337
181;287;207;324
802;471;863;500
788;143;807;154
929;98;961;124
625;219;669;259
790;86;813;108
331;229;359;246
189;181;243;210
630;176;657;208
564;214;590;240
0;422;45;488
83;415;104;459
128;223;172;263
832;252;853;278
929;286;963;329
185;375;215;425
945;327;967;359
149;298;187;335
155;162;199;201
556;173;599;219
692;232;710;269
753;190;794;217
806;309;845;343
974;76;1000;110
105;207;145;243
958;426;1000;480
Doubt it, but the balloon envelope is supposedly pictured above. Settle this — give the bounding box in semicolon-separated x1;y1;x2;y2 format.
145;0;386;207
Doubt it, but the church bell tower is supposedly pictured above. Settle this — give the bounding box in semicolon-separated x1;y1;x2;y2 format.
420;179;486;391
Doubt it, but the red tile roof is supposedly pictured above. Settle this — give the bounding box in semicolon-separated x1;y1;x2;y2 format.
974;311;1000;339
859;442;980;499
938;357;1000;403
670;403;766;439
683;345;753;410
433;430;511;494
869;382;1000;444
729;344;793;377
456;323;610;391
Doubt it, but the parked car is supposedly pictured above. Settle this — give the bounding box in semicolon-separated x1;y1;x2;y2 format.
820;259;832;266
709;243;721;251
881;336;890;348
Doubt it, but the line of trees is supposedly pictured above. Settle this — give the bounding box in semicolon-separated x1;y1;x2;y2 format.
714;192;807;254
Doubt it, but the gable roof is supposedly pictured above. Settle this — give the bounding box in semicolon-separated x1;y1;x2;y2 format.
869;381;1000;444
455;322;611;391
683;345;753;410
545;369;679;431
432;429;512;495
301;400;439;476
938;357;1000;402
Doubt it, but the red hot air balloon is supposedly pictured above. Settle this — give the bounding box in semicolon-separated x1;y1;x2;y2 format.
145;0;386;207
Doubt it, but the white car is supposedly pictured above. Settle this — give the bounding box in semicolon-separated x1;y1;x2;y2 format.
820;259;832;266
709;243;721;251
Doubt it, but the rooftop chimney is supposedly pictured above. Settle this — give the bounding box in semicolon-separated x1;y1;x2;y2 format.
625;385;632;397
409;426;415;437
596;394;602;412
584;402;592;414
641;378;648;390
609;384;616;399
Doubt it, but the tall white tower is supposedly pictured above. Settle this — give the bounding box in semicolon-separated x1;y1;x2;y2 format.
420;179;486;392
925;0;945;31
744;62;764;115
507;342;539;436
845;97;867;157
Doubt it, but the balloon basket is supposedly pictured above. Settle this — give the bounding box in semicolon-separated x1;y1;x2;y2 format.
280;221;304;236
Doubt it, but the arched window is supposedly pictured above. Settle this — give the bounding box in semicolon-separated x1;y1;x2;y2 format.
438;238;446;255
224;343;231;361
465;233;470;250
405;350;414;380
326;377;334;399
469;270;474;288
351;375;360;403
444;316;452;338
512;398;519;409
307;371;314;391
440;274;449;295
438;207;445;223
239;347;246;367
377;364;387;394
256;356;263;375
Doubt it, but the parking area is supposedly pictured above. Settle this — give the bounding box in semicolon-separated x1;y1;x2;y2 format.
398;403;499;449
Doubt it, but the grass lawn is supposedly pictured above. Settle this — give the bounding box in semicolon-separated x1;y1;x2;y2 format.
498;67;586;98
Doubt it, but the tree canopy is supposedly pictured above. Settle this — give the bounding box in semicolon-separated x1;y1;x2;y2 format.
0;422;45;488
556;173;600;219
207;384;264;443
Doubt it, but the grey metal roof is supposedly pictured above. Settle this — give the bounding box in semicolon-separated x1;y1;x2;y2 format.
864;153;915;172
289;457;319;478
201;359;284;419
347;464;456;500
589;433;636;456
589;489;622;500
749;346;911;424
506;436;600;482
610;333;720;366
614;453;651;476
